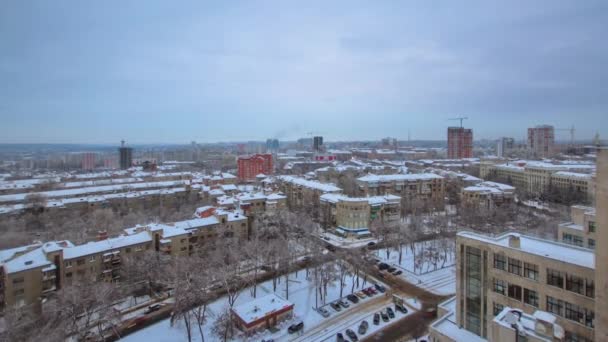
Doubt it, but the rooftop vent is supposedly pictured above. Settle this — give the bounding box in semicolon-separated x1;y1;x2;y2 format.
508;233;521;248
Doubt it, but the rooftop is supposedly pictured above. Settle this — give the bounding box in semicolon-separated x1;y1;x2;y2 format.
231;293;294;325
457;231;594;269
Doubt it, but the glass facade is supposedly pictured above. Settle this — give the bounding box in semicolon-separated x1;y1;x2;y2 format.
465;246;482;336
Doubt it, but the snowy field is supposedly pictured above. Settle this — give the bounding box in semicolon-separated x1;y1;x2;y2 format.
376;238;456;295
122;263;399;342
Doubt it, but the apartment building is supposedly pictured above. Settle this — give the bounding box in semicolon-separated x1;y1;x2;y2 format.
0;208;248;309
237;154;273;182
447;127;473;159
461;181;515;212
481;160;595;201
528;125;555;158
558;205;596;249
454;231;595;341
356;173;445;205
319;193;400;237
276;176;341;210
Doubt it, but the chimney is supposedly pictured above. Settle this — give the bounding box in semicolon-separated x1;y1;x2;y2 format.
98;230;108;241
508;233;521;248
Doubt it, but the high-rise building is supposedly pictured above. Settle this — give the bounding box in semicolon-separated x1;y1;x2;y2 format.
496;137;514;158
528;125;555;158
118;140;133;170
266;138;279;152
595;148;608;340
313;136;324;152
81;152;96;170
447;127;473;159
237;154;273;181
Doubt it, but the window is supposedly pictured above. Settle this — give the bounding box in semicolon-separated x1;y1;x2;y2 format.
125;248;131;253
588;221;596;233
524;262;538;281
493;303;504;316
493;253;506;270
565;302;585;324
565;331;592;342
14;288;25;296
588;239;595;249
66;272;73;278
585;279;594;298
493;279;506;295
12;277;25;284
547;269;564;288
508;258;522;275
65;260;72;268
585;309;594;328
523;288;539;307
508;284;522;301
89;255;96;262
546;296;563;316
77;259;85;266
566;274;585;295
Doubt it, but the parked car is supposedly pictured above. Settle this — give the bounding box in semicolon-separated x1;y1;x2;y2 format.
393;270;403;275
330;301;342;312
367;286;377;294
395;303;408;314
374;284;386;293
339;299;350;308
373;313;380;325
347;294;359;304
336;332;345;342
377;263;389;270
288;321;304;334
144;303;162;314
386;307;395;319
362;288;372;296
381;311;389;322
367;241;376;247
355;291;367;299
358;320;369;335
318;307;330;317
387;266;396;273
345;329;358;341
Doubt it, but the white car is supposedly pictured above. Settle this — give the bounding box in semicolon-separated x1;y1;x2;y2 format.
317;307;330;317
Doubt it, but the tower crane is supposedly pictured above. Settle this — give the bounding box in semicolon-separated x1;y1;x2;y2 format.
556;125;575;146
448;117;468;128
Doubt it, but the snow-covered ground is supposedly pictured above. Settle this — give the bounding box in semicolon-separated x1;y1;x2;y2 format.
122;263;401;342
376;239;456;296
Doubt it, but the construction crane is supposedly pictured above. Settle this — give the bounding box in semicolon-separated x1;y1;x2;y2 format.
556;125;575;146
448;117;468;128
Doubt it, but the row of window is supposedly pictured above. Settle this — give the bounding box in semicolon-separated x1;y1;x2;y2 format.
494;253;594;298
493;280;594;328
547;268;594;297
493;254;538;280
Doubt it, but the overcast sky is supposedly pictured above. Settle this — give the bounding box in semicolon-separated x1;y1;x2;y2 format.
1;1;607;144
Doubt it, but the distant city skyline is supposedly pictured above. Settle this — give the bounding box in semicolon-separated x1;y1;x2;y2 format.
1;1;607;144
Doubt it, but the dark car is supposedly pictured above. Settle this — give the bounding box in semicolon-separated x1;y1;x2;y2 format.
330;301;342;312
347;294;359;303
377;263;389;270
395;303;408;314
287;322;304;334
387;266;396;273
288;321;304;334
393;270;403;275
345;329;358;341
144;303;162;314
358;320;369;335
336;332;345;342
367;286;377;294
374;284;386;293
386;307;395;319
362;288;373;296
367;241;376;247
381;311;389;322
373;313;380;325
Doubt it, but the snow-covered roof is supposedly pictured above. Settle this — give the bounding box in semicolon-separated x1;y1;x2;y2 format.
320;193;400;206
63;232;152;260
2;247;52;274
430;312;486;342
458;231;594;269
277;176;341;193
220;184;238;191
552;171;592;180
231;293;294;325
357;173;442;183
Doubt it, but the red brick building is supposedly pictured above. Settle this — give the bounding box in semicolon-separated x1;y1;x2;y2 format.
238;154;273;181
447;127;473;159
